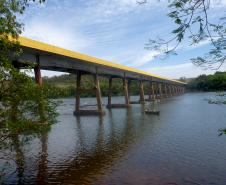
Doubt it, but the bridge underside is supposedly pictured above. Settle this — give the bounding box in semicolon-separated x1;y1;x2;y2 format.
13;37;186;116
19;47;175;82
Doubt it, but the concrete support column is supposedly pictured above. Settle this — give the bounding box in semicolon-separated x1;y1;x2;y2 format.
148;82;152;101
34;55;42;86
107;77;112;107
74;72;104;115
123;77;130;106
107;77;130;108
158;83;162;99
173;85;176;96
94;73;103;112
139;80;145;103
75;71;81;113
128;80;131;103
168;84;172;97
164;83;168;98
34;55;45;120
151;82;157;100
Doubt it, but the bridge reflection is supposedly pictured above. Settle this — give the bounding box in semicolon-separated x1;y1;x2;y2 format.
33;105;157;184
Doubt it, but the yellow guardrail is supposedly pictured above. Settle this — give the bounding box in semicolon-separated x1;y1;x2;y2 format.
18;36;186;84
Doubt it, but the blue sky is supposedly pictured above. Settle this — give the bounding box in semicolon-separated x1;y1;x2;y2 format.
21;0;226;79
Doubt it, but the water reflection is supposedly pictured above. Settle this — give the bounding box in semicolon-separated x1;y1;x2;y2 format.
12;135;25;185
2;94;226;185
46;106;148;184
36;133;48;184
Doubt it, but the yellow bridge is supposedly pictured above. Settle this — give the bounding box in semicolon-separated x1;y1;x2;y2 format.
14;36;186;115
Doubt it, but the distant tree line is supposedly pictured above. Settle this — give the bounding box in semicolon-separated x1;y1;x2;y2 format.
43;74;147;98
33;71;226;98
187;72;226;91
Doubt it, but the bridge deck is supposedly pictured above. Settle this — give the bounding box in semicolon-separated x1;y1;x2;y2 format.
16;36;185;85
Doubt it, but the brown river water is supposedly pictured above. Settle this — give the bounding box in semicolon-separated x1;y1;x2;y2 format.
1;93;226;185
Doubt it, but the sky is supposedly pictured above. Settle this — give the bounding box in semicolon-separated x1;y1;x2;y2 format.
20;0;226;79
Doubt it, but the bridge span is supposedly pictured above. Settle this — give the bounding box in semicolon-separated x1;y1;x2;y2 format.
13;36;186;115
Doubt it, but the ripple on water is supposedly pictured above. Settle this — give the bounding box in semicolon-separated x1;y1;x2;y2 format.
1;93;226;185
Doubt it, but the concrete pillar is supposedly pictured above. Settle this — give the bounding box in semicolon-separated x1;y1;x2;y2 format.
172;85;175;96
148;82;153;101
123;77;130;106
108;77;112;107
34;55;45;120
168;84;172;97
34;55;42;86
152;83;156;100
107;77;130;108
164;83;168;98
128;80;131;103
169;84;173;96
75;71;81;112
139;80;145;103
94;73;103;112
158;83;162;99
74;72;105;115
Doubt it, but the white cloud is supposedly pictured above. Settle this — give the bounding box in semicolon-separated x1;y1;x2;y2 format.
180;39;212;52
20;0;225;78
210;0;226;7
145;62;226;79
129;51;161;67
78;0;166;24
190;39;211;49
41;70;67;77
22;20;91;52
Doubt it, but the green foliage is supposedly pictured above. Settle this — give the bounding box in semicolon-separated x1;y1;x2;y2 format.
219;128;226;136
145;0;226;70
1;69;58;122
0;2;59;177
187;72;226;91
188;72;226;136
42;74;142;98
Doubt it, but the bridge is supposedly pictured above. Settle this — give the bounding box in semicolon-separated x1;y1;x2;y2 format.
13;36;186;115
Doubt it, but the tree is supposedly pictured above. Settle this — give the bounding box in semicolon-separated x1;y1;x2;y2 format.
0;0;58;180
143;0;225;70
139;0;226;135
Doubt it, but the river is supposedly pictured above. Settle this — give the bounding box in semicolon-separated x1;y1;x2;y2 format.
1;92;226;185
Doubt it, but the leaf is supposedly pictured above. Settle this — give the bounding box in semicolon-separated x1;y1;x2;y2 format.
175;18;182;24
